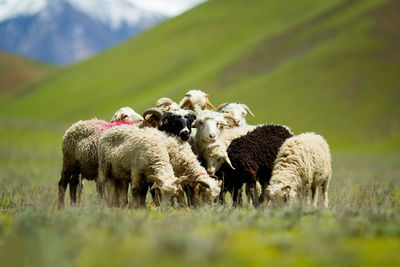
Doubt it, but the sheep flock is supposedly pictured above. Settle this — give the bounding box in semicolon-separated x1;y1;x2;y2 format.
58;89;332;209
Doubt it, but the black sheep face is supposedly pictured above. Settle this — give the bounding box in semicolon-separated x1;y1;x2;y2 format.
159;111;196;141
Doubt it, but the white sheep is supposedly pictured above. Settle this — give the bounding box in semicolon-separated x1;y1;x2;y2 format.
266;132;332;208
58;107;143;209
98;125;187;207
179;89;216;114
216;102;255;126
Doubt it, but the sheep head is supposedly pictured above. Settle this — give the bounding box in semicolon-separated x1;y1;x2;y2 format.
149;175;188;205
266;183;297;207
179;89;216;114
158;110;196;141
216;102;255;126
110;107;143;123
205;143;235;175
195;111;238;143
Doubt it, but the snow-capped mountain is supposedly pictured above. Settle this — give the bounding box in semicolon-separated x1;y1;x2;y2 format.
0;0;168;65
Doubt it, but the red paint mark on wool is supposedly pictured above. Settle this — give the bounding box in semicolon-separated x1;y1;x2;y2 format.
105;121;137;129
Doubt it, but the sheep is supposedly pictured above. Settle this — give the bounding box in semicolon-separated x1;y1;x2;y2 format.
179;89;216;114
58;107;143;209
142;107;197;142
98;125;188;208
216;102;255;126
266;132;332;208
215;124;293;207
106;126;222;207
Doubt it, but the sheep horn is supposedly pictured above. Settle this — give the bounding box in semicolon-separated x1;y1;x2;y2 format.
216;103;229;112
148;175;163;186
243;104;255;117
143;108;163;120
155;97;175;108
224;155;235;170
205;99;216;110
196;180;211;189
174;176;189;185
205;94;210;98
223;114;240;126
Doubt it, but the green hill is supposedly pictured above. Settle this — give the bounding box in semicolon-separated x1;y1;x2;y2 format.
0;51;55;96
0;0;399;152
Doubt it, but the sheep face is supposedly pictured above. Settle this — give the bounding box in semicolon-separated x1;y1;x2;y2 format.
195;174;222;202
111;107;143;123
218;103;254;126
150;175;188;205
195;112;226;143
205;144;234;175
266;183;297;207
179;89;215;114
159;111;196;141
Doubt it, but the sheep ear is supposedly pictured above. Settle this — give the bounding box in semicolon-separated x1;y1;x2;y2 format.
224;155;235;170
174;176;189;185
148;175;163;186
196;180;210;189
180;98;191;109
242;104;255;117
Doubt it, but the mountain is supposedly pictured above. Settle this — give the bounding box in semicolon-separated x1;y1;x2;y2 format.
0;0;167;65
1;0;399;152
0;51;56;96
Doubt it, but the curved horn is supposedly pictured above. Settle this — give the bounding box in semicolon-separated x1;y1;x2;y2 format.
243;104;255;117
156;97;175;108
224;155;235;170
205;99;216;110
143;108;163;120
205;94;210;98
196;180;210;189
148;175;163;186
223;114;240;126
174;176;189;185
216;103;229;112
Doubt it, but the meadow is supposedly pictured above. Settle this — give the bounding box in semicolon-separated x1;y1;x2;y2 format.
0;0;399;266
0;149;399;266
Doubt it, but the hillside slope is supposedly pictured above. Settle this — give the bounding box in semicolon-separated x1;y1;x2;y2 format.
1;0;399;151
0;51;55;96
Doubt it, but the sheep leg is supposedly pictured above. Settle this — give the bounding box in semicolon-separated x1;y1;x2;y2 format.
311;183;318;208
184;184;198;208
232;186;243;207
116;179;129;208
58;167;71;209
321;180;329;208
77;175;83;204
69;173;80;205
138;182;149;207
150;187;160;207
248;183;260;208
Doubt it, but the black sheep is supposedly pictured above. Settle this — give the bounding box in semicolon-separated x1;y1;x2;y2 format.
218;124;293;207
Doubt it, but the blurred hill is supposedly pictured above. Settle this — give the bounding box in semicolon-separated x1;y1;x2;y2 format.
0;51;55;96
0;0;399;152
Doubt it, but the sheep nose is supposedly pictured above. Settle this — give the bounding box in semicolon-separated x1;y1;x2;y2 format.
207;169;214;175
209;134;216;139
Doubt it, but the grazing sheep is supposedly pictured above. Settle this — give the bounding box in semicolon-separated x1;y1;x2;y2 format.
266;132;332;208
217;124;293;207
216;102;255;126
98;125;187;208
179;89;216;114
58;107;142;208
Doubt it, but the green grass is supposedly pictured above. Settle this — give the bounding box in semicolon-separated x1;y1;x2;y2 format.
0;0;399;151
0;153;399;266
0;0;400;266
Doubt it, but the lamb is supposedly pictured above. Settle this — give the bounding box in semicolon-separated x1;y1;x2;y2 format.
266;132;332;208
58;107;143;208
98;125;188;207
216;102;255;126
179;89;216;114
216;124;293;207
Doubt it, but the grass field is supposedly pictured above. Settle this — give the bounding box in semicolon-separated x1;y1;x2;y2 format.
0;152;399;266
0;0;399;266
